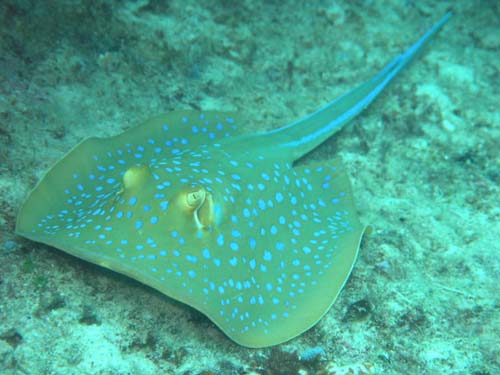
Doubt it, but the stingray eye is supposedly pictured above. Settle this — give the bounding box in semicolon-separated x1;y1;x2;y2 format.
186;188;206;208
195;191;215;230
122;165;151;191
181;186;216;230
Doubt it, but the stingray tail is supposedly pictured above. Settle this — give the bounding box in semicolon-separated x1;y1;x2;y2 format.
267;12;452;161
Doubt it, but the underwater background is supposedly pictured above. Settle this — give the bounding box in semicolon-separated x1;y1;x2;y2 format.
0;1;498;374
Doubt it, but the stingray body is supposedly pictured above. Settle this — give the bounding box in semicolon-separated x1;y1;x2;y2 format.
16;13;450;347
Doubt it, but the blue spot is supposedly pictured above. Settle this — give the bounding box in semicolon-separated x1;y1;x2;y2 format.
229;257;238;267
129;197;137;206
143;205;152;212
217;234;224;246
263;251;272;261
150;216;159;224
249;237;256;250
160;201;169;211
136;244;144;251
258;199;266;210
135;221;143;229
276;242;286;251
270;225;278;235
231;229;241;238
243;208;250;218
202;248;211;259
188;270;196;278
230;242;239;251
192;125;199;133
213;258;221;267
249;259;256;269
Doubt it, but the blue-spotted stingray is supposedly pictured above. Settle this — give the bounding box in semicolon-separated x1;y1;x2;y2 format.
16;13;450;347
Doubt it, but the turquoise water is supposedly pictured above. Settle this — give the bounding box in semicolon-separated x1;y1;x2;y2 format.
0;1;498;374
